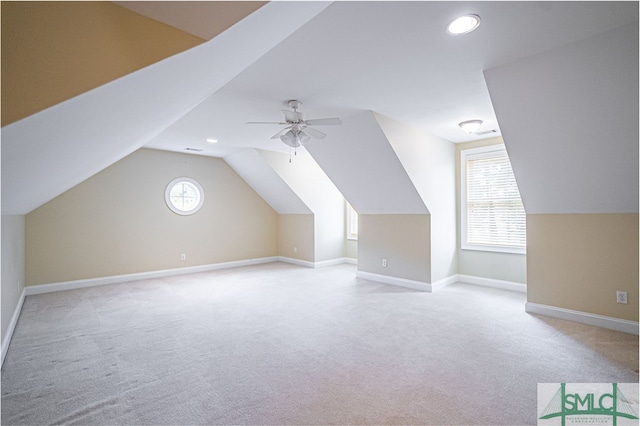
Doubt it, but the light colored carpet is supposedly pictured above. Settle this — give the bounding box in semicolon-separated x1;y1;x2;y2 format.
1;262;637;425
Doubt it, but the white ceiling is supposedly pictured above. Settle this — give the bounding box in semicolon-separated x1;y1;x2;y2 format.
2;2;331;215
485;21;639;214
3;1;637;216
143;1;638;158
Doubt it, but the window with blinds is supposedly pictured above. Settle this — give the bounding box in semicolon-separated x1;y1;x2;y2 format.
346;202;358;240
461;145;526;254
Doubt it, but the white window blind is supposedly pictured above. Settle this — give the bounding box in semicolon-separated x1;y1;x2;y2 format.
461;146;526;253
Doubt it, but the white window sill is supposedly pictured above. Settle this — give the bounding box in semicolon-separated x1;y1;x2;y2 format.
462;245;526;255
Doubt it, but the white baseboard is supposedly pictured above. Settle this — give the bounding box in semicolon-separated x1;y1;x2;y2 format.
314;258;351;268
24;257;357;297
25;257;279;296
526;302;639;335
431;275;458;291
278;257;357;268
2;288;26;368
278;256;316;268
354;272;525;294
457;274;526;293
355;272;458;292
356;271;431;292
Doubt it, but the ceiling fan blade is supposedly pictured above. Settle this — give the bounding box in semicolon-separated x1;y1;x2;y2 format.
304;118;342;125
246;121;287;125
270;127;291;139
303;126;326;139
282;110;301;123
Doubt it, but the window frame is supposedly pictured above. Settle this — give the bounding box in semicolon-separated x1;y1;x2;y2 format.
346;202;358;240
460;145;526;254
165;177;205;216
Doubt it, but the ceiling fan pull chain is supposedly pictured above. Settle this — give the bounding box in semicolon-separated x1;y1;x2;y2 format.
289;147;292;163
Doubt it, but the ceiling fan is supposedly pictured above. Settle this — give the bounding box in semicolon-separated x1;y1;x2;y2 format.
247;100;341;148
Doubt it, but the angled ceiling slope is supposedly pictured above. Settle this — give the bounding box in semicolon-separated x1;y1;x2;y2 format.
305;110;428;215
224;149;312;215
1;1;331;216
485;22;639;214
145;1;639;161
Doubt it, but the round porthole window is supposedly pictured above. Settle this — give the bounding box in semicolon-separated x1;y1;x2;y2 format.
165;178;204;215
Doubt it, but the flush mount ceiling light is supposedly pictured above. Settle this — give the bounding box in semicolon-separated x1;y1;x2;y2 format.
459;119;483;134
447;14;481;35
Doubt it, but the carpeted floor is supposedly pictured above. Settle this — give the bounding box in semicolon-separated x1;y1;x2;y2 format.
1;262;638;425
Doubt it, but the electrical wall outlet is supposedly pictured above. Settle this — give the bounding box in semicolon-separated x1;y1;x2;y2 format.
382;259;387;267
616;291;628;304
181;253;186;261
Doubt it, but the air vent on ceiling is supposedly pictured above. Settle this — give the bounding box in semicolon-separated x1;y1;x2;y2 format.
185;147;203;152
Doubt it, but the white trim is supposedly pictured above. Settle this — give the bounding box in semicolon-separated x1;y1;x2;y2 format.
277;257;356;269
460;144;526;255
346;201;358;240
314;258;350;268
356;271;431;292
277;256;316;268
2;288;26;368
24;257;358;297
165;177;205;216
457;274;526;293
526;302;639;335
431;275;458;291
25;257;279;296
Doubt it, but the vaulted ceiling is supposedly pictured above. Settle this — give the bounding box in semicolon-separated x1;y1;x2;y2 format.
2;1;637;216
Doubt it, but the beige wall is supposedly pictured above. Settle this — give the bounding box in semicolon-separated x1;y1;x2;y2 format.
25;149;278;285
455;136;527;283
278;214;315;262
375;113;457;283
358;214;430;283
1;1;204;125
261;151;345;263
527;213;638;321
1;215;25;343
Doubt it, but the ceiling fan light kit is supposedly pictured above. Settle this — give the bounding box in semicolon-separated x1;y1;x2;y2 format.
280;129;310;148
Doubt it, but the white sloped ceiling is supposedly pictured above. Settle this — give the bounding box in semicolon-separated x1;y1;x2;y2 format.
484;22;638;214
304;110;428;215
224;149;312;215
1;1;331;215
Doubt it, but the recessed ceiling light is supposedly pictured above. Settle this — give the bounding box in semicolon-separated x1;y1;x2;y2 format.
459;120;483;134
447;14;481;35
206;138;218;143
